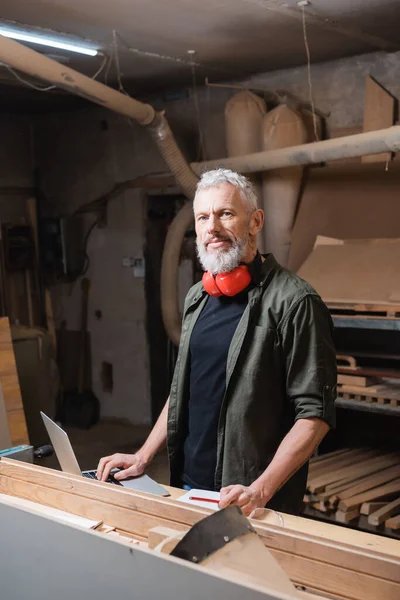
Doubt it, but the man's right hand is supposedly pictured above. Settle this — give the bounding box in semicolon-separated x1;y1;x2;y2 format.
96;451;149;482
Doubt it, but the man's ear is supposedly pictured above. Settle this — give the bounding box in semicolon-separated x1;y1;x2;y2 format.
249;209;264;236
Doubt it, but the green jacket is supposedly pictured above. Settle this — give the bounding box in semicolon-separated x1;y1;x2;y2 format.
167;254;337;513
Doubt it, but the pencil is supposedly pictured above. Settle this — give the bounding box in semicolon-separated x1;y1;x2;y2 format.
189;496;220;504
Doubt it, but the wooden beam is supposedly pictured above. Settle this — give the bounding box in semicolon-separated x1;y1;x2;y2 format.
361;501;389;516
338;479;400;511
386;514;400;531
368;498;400;526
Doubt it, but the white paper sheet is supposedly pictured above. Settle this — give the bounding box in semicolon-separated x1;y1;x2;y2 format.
177;489;220;511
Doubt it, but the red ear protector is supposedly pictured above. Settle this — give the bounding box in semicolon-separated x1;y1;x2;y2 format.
202;265;251;297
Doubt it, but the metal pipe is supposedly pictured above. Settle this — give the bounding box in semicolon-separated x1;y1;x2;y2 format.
191;126;400;174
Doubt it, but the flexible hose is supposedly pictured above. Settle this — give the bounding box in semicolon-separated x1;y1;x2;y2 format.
147;113;199;345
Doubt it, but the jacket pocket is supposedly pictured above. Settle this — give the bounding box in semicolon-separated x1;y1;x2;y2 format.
240;325;276;376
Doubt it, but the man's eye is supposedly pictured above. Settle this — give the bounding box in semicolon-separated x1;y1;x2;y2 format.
222;211;232;217
198;216;207;221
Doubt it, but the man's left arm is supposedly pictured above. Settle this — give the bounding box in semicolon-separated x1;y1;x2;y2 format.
219;294;336;515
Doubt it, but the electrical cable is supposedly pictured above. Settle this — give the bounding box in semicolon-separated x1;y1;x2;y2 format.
0;62;56;91
188;50;206;161
0;51;109;93
112;30;130;96
300;5;319;141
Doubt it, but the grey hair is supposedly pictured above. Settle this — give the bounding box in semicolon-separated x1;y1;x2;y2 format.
194;168;258;214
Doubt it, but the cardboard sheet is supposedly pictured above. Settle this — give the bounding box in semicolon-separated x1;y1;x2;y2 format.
297;237;400;307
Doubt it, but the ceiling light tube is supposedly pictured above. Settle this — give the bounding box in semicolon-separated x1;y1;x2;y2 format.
0;29;98;56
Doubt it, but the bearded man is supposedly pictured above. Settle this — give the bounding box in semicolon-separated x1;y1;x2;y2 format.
97;168;336;516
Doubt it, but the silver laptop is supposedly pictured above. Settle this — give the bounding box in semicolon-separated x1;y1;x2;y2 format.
41;412;170;497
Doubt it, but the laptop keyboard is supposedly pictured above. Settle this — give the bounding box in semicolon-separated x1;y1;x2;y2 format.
83;471;122;485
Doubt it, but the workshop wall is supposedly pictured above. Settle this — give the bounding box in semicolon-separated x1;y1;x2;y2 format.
0;114;34;221
35;110;165;425
33;47;400;425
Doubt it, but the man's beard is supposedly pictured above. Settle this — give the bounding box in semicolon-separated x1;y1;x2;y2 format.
196;233;248;274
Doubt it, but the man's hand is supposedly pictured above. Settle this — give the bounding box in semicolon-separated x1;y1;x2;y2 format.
218;483;271;516
96;451;149;482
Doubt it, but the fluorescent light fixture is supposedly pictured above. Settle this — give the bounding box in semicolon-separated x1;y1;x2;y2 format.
0;29;98;56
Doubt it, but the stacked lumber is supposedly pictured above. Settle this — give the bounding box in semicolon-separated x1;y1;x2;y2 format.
336;355;400;408
305;449;400;529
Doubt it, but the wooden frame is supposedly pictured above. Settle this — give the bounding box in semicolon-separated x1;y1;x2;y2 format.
0;459;399;600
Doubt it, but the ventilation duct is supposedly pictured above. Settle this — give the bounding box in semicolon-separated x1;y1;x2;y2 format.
261;105;307;266
225;91;266;252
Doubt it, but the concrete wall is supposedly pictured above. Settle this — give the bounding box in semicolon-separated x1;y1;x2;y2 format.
35;110;167;425
244;50;400;130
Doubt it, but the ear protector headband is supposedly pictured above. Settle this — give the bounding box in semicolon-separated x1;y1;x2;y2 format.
202;251;263;297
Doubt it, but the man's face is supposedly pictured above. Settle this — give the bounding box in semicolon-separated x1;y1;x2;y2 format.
194;183;255;274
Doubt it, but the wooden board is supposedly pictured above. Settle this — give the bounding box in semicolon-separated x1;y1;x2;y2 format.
307;451;397;494
337;374;378;387
338;479;400;511
338;380;400;407
386;515;400;531
368;498;400;526
362;76;394;163
308;448;371;478
336;464;400;502
288;162;400;274
297;237;400;309
0;318;29;446
361;502;387;516
1;458;400;600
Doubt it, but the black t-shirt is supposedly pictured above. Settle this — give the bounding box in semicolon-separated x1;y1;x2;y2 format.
182;291;248;490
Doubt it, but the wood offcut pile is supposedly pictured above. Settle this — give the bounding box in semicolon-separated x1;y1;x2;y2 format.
305;448;400;530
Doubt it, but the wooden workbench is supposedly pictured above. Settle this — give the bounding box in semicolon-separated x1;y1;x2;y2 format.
0;458;399;600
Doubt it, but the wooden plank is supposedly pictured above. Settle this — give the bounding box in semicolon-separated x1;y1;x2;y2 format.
361;501;388;516
386;514;400;530
308;452;398;494
0;474;188;540
336;507;360;524
362;76;394;163
2;458;400;595
307;448;377;485
0;318;29;445
336;464;400;502
309;448;351;464
338;479;400;511
337;374;378;387
338;381;400;402
308;448;368;477
368;498;400;526
269;546;400;600
148;526;184;552
25;197;42;327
